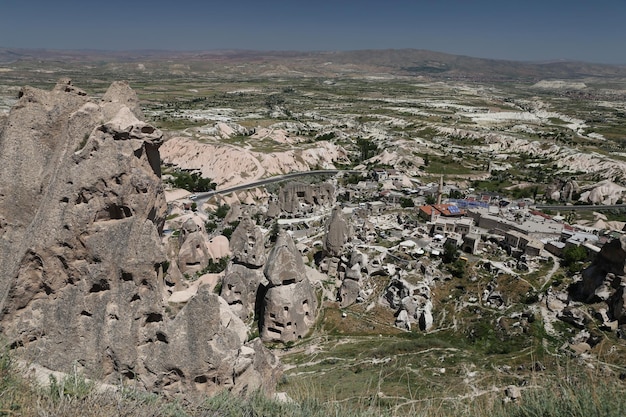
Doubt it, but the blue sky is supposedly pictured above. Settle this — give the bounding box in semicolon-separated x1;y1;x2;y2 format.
1;0;625;64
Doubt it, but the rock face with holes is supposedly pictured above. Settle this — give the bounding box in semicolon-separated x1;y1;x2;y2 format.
220;263;266;322
229;218;267;267
220;219;267;322
0;80;281;397
260;231;318;342
277;182;335;214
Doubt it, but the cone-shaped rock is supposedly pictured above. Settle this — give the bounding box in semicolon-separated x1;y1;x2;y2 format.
221;263;265;321
230;218;266;267
324;205;349;257
261;279;318;343
264;231;307;286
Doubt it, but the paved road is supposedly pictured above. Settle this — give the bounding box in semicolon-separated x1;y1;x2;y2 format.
534;204;626;211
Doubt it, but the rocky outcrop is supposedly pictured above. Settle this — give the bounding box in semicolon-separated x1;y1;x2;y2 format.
219;217;267;322
0;80;280;396
579;180;626;205
260;231;317;342
545;178;580;202
338;278;360;308
229;218;266;267
220;263;265;322
160;136;347;190
178;231;212;274
142;286;280;396
278;182;335;214
324;205;350;257
264;231;308;286
261;279;317;343
386;267;435;332
568;235;626;330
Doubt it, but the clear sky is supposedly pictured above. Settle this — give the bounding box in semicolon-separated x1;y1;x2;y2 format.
1;0;625;64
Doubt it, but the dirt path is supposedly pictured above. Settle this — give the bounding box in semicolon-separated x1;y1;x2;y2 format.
541;253;560;290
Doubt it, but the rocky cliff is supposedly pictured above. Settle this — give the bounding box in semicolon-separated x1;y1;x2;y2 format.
570;235;626;331
0;80;280;396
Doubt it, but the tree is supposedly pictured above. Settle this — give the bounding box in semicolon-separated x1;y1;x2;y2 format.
269;221;280;243
356;138;378;162
448;189;464;199
400;197;415;208
168;170;216;192
562;245;587;266
199;256;230;274
442;241;459;264
214;204;230;219
562;244;588;274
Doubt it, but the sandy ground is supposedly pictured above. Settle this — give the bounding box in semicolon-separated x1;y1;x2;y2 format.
165;188;192;202
168;273;222;303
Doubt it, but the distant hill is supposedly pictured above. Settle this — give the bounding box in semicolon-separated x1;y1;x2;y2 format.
1;47;625;81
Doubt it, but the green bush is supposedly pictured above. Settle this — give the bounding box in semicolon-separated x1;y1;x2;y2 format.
167;170;216;192
400;197;415;208
198;256;230;275
214;204;230;219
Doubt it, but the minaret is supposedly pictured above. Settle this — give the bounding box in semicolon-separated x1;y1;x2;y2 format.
436;175;443;205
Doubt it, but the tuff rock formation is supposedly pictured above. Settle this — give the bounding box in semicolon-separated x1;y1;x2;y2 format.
545;178;580;202
323;205;350;257
569;235;626;330
260;231;317;342
178;222;213;275
386;265;435;332
264;231;308;287
229;218;267;267
338;278;360;308
278;182;335;214
221;219;268;321
0;80;280;396
336;251;367;308
220;263;266;322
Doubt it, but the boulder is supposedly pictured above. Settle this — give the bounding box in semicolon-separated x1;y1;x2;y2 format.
569;342;592;355
395;309;411;331
338;279;360;308
504;385;522;403
557;307;587;329
345;264;362;281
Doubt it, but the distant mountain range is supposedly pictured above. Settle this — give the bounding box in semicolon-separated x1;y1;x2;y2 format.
1;47;625;81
